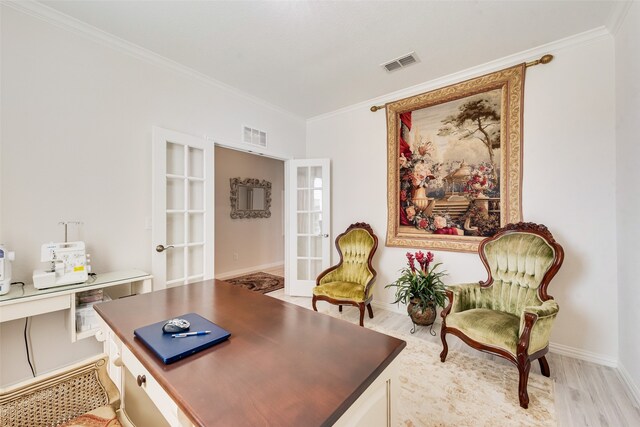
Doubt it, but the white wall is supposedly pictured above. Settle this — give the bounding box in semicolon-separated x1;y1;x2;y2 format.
214;146;284;276
615;1;640;402
0;6;305;386
307;33;618;362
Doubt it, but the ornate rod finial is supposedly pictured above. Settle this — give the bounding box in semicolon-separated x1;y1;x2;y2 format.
370;105;385;112
540;54;553;64
526;54;554;68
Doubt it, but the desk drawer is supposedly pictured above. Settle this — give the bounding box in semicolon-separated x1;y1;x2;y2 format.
0;294;70;322
122;347;185;427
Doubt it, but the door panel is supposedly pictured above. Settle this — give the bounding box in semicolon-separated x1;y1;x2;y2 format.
286;159;330;296
152;127;214;289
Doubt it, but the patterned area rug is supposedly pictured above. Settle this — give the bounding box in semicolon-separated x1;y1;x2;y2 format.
375;325;556;427
224;272;284;294
269;293;557;426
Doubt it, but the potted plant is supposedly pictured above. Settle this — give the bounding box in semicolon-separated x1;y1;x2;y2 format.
386;251;447;329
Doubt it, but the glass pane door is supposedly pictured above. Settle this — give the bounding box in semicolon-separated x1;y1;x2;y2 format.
164;143;207;287
152;128;214;289
287;159;330;296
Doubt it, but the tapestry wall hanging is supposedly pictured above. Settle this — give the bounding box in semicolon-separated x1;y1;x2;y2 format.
386;64;526;252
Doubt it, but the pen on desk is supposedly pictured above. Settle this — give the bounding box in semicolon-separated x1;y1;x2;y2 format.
172;331;212;338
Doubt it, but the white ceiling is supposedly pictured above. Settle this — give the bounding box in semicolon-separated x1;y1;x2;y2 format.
40;1;621;118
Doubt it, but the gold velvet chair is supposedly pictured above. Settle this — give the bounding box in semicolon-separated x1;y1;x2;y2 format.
440;222;564;409
312;222;378;327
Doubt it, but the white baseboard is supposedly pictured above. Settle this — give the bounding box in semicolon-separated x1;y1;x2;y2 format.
215;262;284;280
371;300;446;323
371;300;405;315
375;301;619;368
289;293;640;406
548;342;617;367
617;363;640;408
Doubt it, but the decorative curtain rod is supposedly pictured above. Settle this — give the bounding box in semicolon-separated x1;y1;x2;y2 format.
370;54;554;112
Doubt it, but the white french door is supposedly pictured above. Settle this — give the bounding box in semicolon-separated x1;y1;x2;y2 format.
152;127;214;289
286;159;331;296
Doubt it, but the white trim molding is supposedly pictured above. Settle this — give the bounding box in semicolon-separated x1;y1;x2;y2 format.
367;306;622;369
549;342;618;368
606;0;634;36
308;26;612;123
2;0;305;122
617;363;640;408
371;300;405;316
215;262;284;280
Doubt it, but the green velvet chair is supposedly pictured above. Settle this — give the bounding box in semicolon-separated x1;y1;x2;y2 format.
440;222;564;409
312;222;378;327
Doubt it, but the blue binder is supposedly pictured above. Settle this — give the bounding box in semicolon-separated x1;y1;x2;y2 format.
134;313;231;364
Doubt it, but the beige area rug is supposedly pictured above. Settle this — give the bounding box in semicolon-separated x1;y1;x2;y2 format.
271;294;557;426
375;324;557;427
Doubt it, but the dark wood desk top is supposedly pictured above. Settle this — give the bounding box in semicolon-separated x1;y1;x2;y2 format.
95;280;405;427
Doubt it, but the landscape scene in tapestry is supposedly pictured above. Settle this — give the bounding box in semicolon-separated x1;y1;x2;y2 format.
398;89;502;237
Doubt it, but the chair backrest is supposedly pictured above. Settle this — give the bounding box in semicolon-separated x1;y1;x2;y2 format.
0;354;119;427
478;222;564;316
333;223;378;287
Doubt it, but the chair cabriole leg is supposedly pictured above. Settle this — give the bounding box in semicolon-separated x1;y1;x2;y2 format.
338;305;342;312
518;359;531;409
358;303;365;327
312;296;318;312
538;355;550;377
366;304;374;319
439;328;449;362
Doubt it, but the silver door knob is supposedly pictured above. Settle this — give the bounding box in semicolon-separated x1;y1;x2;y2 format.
317;234;329;238
156;244;174;253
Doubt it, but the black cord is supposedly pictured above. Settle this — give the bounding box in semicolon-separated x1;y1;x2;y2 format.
24;317;36;377
11;281;25;297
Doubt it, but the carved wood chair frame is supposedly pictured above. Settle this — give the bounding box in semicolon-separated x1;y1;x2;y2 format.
312;222;379;327
439;222;564;408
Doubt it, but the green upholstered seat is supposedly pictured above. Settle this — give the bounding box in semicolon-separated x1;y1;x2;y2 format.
440;223;564;409
312;223;378;326
446;308;520;355
313;281;367;302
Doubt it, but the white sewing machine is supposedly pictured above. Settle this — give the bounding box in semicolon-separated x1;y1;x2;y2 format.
0;245;16;295
33;241;89;289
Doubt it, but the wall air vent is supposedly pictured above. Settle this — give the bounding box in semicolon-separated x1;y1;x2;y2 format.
243;126;267;148
382;52;419;73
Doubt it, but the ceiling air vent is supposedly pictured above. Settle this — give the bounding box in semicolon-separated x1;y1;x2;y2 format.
243;126;267;148
382;52;419;73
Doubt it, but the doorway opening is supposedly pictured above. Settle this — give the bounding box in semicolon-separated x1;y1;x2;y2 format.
213;146;285;292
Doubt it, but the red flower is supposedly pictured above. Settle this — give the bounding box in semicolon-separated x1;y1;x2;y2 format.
415;250;427;271
406;252;416;272
400;190;407;202
418;218;428;229
426;251;434;265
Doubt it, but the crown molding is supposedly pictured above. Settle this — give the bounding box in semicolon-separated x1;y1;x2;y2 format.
606;1;633;36
2;0;306;122
307;26;612;124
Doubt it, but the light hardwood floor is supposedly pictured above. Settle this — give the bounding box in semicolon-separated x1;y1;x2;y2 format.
260;268;640;427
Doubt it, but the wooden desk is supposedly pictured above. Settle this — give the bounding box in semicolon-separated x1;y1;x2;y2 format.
95;280;405;427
